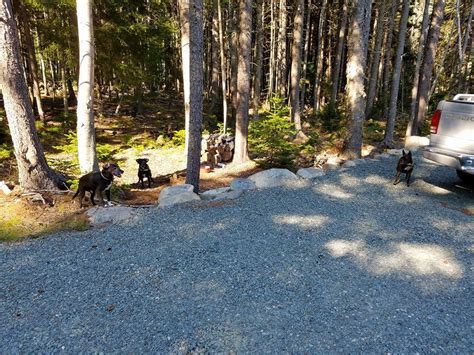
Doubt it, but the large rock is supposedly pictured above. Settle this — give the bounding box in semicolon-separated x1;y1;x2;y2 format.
405;136;430;151
0;181;13;195
297;167;325;179
86;206;142;227
248;168;299;189
158;184;200;207
202;188;243;201
325;156;343;170
230;178;257;191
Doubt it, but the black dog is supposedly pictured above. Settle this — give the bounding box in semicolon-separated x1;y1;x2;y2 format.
136;158;153;188
394;150;414;186
73;163;124;208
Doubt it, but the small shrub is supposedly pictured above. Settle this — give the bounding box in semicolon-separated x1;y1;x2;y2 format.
249;96;298;168
0;143;13;160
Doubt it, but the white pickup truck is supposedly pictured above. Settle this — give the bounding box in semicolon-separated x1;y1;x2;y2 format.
422;94;474;183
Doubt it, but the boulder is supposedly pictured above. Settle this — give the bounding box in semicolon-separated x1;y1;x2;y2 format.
230;178;257;191
158;184;200;207
86;206;141;227
405;136;430;151
248;168;299;189
209;189;243;201
200;187;232;200
296;167;325;179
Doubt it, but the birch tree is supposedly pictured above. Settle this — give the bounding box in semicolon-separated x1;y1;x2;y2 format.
76;0;98;173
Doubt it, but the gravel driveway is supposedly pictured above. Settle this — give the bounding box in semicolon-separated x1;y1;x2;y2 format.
1;152;473;353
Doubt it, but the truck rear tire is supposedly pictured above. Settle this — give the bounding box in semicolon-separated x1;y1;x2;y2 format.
456;170;474;184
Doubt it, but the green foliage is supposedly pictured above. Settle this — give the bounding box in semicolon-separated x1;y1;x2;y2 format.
249;97;298;168
168;129;186;147
0;143;13;160
53;133;115;167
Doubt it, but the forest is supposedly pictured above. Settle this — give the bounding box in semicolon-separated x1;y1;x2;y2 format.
0;0;472;235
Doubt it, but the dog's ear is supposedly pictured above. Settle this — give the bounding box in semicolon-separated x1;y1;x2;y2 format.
144;158;149;163
407;150;412;156
136;159;141;163
402;150;406;156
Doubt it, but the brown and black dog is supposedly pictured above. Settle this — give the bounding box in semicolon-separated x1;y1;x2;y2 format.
394;150;414;186
136;158;153;188
73;163;124;208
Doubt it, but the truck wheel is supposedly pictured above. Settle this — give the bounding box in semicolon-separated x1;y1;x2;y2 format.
456;170;474;184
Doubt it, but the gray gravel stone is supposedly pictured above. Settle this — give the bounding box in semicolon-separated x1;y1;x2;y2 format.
0;151;472;353
297;167;325;179
230;178;256;191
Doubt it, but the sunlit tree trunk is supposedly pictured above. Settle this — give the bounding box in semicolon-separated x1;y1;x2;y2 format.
290;0;304;130
0;0;65;191
312;0;327;112
365;0;386;118
18;2;45;121
276;0;287;97
343;0;373;159
217;0;228;131
406;0;431;137
234;0;252;164
61;63;69;114
182;0;204;192
330;0;349;106
413;0;445;136
253;0;264;119
382;0;410;147
300;0;312;112
76;0;98;173
381;0;400;119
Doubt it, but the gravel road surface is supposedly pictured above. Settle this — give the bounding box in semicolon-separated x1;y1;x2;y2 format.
1;152;473;353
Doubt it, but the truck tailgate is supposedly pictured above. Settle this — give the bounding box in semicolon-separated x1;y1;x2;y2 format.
431;100;474;154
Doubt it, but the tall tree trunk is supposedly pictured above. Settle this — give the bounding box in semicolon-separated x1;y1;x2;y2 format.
330;0;349;106
253;0;264;119
268;0;276;98
209;4;220;115
0;0;65;191
217;0;228;131
18;3;45;121
290;0;304;130
234;0;252;164
365;0;386;118
35;28;49;96
412;0;445;136
312;0;327;112
457;0;473;92
183;0;204;192
179;0;191;153
406;0;431;137
76;0;98;173
229;2;239;123
343;0;373;159
300;0;312;112
381;0;400;119
276;0;287;97
61;63;69;114
382;0;410;147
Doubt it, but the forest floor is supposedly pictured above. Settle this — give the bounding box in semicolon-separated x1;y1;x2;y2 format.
0;95;409;241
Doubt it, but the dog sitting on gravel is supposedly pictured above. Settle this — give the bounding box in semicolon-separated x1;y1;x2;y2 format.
73;163;124;208
393;150;414;186
136;158;153;188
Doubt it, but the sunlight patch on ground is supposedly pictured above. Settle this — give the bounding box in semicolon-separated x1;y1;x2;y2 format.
313;184;353;199
273;214;329;230
325;239;463;279
364;175;389;185
339;175;361;188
